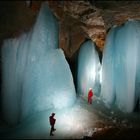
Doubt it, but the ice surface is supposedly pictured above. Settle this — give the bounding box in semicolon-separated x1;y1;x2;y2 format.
100;27;117;107
21;49;76;120
1;2;76;124
29;2;59;52
0;98;103;139
101;20;140;112
1;38;19;124
77;40;101;97
1;97;139;139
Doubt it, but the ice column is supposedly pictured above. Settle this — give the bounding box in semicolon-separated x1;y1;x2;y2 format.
1;2;76;124
77;40;101;97
101;20;140;112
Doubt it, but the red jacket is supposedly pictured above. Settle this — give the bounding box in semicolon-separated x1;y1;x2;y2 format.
88;90;93;98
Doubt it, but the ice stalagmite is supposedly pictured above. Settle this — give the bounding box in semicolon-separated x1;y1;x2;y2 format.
21;49;76;120
77;40;101;97
1;2;76;124
100;27;117;107
101;20;140;112
115;20;138;112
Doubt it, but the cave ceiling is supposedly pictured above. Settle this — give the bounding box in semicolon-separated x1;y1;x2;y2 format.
48;0;140;54
0;0;140;59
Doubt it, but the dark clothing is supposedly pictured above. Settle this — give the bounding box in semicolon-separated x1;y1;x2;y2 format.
88;90;93;104
50;125;55;136
49;115;56;136
49;116;56;126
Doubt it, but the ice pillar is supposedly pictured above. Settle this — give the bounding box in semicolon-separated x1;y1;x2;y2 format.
77;40;101;97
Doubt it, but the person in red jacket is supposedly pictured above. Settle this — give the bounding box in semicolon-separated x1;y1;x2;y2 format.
49;113;56;136
88;88;93;104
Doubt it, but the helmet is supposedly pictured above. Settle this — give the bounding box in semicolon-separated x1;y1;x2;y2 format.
89;88;92;90
52;113;55;116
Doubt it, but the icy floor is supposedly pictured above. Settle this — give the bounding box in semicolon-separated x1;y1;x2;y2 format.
0;96;140;139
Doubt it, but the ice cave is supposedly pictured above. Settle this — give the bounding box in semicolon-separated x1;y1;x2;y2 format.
0;1;140;139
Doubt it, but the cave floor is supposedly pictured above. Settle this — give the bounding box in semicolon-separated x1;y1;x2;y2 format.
0;96;140;139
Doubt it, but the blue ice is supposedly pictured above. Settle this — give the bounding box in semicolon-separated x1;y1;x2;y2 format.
21;49;76;120
100;27;117;107
77;40;101;97
101;19;140;112
1;2;76;125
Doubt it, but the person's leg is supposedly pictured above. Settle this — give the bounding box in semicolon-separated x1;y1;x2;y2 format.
88;97;90;104
53;125;56;131
90;98;92;104
89;98;92;104
50;126;54;136
52;125;54;131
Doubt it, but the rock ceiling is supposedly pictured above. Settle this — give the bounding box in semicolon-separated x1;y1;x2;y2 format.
0;1;140;59
48;0;140;56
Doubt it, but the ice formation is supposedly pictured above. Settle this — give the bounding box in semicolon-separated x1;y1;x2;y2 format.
77;40;101;97
101;20;140;112
100;27;117;107
1;2;76;124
